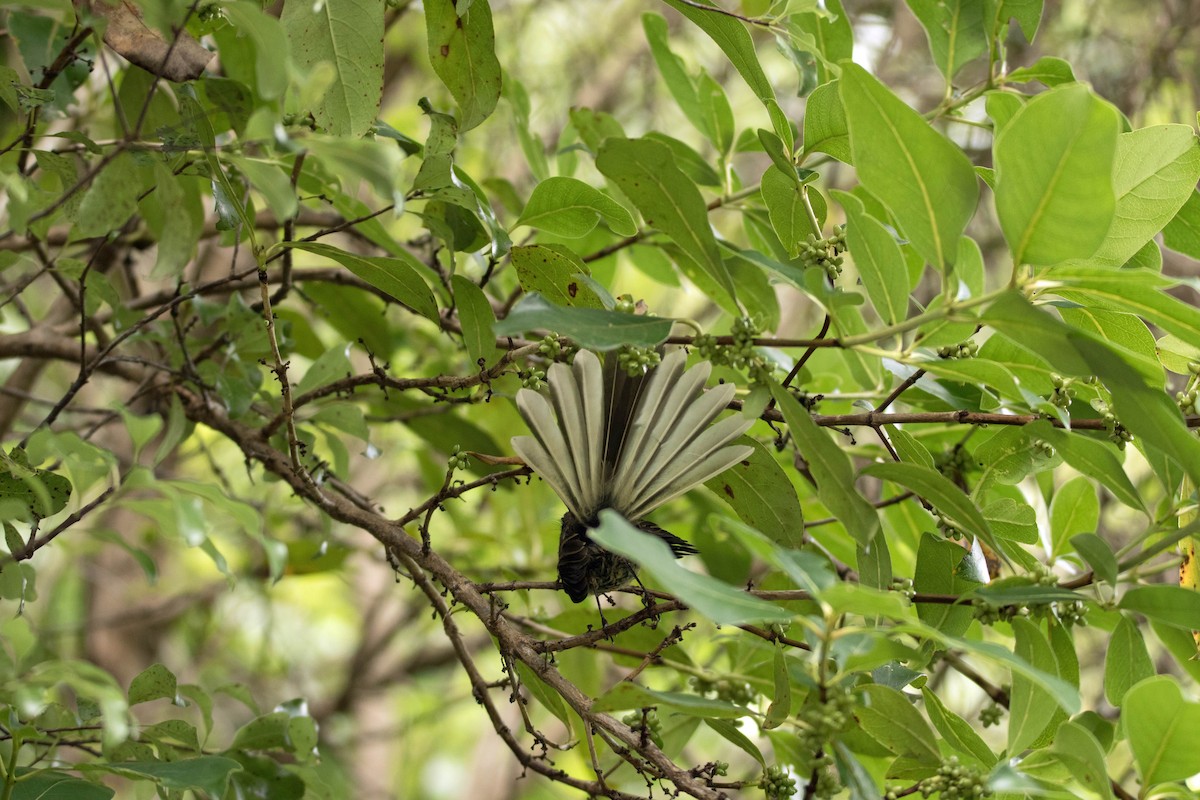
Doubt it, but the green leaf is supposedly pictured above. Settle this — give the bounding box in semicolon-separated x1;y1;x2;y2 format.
642;13;707;140
596;137;736;305
1104;614;1154;707
281;241;438;324
704;437;804;549
802;80;850;163
128;663;177;705
1070;533;1117;586
770;384;879;545
1043;265;1200;351
591;511;792;625
706;719;766;766
763;645;792;730
493;293;672;351
994;83;1120;266
514;662;570;725
1058;306;1162;385
1119;585;1200;629
281;0;382;136
228;156;298;223
96;758;242;796
1008;617;1062;754
921;686;996;766
1034;721;1115;799
1048;476;1098;558
1163;189;1200;259
1124;676;1200;786
510;245;604;308
761;164;820;257
833;190;909;325
905;0;987;80
451;275;499;366
839;63;979;271
1026;421;1143;512
982;497;1038;544
592;682;748;718
696;69;735;154
861;462;993;548
75;152;141;239
661;0;775;105
856;685;940;764
1005;56;1076;86
12;772;114;800
1091;125;1200;266
231;711;291;750
514;177;636;238
984;292;1200;487
222;2;290;100
424;0;501;131
294;343;353;398
913;533;982;637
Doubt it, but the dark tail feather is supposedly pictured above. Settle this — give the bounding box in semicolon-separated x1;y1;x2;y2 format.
635;519;698;557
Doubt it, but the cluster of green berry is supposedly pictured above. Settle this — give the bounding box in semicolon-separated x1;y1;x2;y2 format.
621;708;664;748
614;294;638;314
447;445;471;472
693;760;730;782
793;689;855;794
798;226;847;281
691;676;757;705
937;339;978;359
520;368;546;390
537;333;568;361
692;318;776;386
761;765;797;800
934;445;973;482
1048;374;1075;409
616;344;662;376
890;576;916;600
978;701;1004;728
1088;399;1132;448
917;756;991;799
972;598;1030;625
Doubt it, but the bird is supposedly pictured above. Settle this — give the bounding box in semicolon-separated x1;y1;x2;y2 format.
511;348;754;604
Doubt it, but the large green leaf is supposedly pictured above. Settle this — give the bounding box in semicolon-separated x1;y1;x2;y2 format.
596;137;736;304
1124;677;1200;786
425;0;501;131
770;384;879;545
856;684;940;764
802;80;850;163
281;0;382;136
1103;614;1154;707
761;164;820;257
921;686;996;766
493;293;673;351
984;291;1200;486
993;83;1119;266
280;242;439;324
861;462;993;548
905;0;987;80
514;177;636;238
1091;125;1200;266
510;246;604;308
704;437;805;549
1008;618;1062;754
839;63;979;271
833;190;909;325
591;511;792;625
1163;189;1200;258
1119;585;1200;629
1026;421;1143;512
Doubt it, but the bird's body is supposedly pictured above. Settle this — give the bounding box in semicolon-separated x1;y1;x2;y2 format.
511;349;752;602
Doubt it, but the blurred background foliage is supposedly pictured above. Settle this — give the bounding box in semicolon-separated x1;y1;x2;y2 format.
0;0;1199;798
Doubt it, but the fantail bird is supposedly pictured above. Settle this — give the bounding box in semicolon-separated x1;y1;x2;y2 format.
511;348;753;602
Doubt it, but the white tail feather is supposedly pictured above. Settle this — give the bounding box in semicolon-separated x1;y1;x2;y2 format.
511;348;749;522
